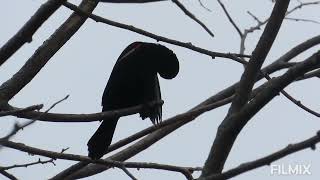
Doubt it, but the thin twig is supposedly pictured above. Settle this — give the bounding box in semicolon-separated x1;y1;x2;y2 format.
0;169;18;180
217;0;243;37
247;11;263;24
172;0;214;37
0;158;55;170
0;139;191;180
198;0;212;12
286;1;320;15
43;95;69;113
1;121;36;142
1;95;69;142
119;165;138;180
285;17;320;24
263;73;320;118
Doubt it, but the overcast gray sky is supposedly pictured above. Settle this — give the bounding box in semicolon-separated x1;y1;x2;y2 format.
1;0;320;179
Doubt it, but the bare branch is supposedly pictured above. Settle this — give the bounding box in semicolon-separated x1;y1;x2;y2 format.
0;158;55;170
245;0;320;37
99;0;167;3
50;97;232;179
123;162;202;180
0;0;98;102
247;11;263;25
0;139;180;180
171;0;214;37
200;130;320;180
43;95;69;113
62;1;250;64
0;169;18;180
57;83;280;179
229;0;289;114
217;0;243;37
264;73;320;118
0;95;69;145
297;68;320;80
286;1;320;16
9;100;163;122
0;104;43;117
198;0;212;12
1;121;37;142
201;50;320;178
52;34;320;179
119;165;138;180
0;0;66;67
285;17;320;24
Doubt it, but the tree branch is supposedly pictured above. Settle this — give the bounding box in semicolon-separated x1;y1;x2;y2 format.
200;130;320;180
51;34;320;179
0;104;43;117
0;158;55;171
50;97;232;179
0;169;18;180
200;2;294;175
0;0;98;102
201;50;320;178
123;162;201;180
62;1;250;64
0;139;197;180
0;139;143;179
99;0;167;3
0;0;66;67
217;0;243;37
8;101;163;122
172;0;214;37
229;0;290;114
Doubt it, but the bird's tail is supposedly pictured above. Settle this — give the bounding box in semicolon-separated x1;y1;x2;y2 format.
87;118;118;159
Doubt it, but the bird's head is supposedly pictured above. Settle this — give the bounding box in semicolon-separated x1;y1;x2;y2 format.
140;42;180;79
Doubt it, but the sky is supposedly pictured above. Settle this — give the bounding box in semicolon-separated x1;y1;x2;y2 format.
0;0;320;179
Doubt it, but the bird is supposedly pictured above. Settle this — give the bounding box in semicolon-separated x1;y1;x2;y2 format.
87;41;179;159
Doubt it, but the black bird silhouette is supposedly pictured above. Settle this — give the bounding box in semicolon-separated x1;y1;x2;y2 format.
87;42;179;159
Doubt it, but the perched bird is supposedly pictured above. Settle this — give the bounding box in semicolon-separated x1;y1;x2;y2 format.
87;42;179;159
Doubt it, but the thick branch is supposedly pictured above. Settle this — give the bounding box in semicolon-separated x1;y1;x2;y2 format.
229;0;290;114
51;97;232;179
0;0;98;101
0;0;66;67
201;50;320;178
201;131;320;180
